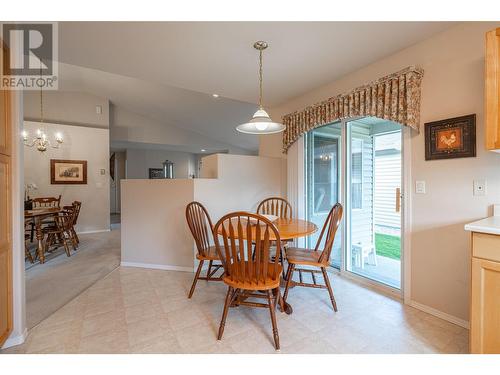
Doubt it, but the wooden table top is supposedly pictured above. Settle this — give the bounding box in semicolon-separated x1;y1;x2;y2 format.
217;217;317;241
24;207;61;218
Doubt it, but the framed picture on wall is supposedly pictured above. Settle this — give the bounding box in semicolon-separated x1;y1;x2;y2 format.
50;159;88;184
424;114;476;160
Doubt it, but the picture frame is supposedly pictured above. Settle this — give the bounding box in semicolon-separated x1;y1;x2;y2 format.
50;159;88;185
148;168;164;179
424;114;476;160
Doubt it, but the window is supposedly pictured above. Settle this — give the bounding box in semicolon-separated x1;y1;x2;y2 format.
351;138;363;209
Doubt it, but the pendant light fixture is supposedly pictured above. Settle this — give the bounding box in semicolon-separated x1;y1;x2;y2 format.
236;41;285;135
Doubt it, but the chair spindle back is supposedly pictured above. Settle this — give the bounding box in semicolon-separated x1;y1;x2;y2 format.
257;197;292;220
185;201;215;258
315;203;343;264
214;212;282;286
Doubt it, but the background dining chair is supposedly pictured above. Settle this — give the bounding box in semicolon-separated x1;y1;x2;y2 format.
63;201;81;245
257;197;293;277
283;203;343;312
43;212;75;257
32;195;61;208
29;195;62;241
214;212;285;350
185;201;224;298
257;197;292;220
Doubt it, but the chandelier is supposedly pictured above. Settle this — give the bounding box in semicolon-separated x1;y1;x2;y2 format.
236;41;285;135
22;79;63;152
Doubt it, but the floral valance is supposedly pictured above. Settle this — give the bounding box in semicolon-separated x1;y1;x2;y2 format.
282;66;424;153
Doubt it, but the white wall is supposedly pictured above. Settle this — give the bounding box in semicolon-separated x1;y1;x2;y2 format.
24;91;110;129
121;154;283;270
265;21;500;323
24;121;110;233
125;148;196;179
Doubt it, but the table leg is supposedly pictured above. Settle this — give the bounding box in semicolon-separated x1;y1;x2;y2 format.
35;217;45;264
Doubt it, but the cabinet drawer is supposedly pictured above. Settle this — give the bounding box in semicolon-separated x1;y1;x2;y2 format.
472;232;500;262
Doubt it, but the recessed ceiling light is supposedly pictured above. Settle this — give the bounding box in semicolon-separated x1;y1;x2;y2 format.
212;94;219;98
201;149;206;152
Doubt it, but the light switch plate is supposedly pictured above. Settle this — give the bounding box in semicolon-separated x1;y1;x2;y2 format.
415;180;426;194
473;179;487;196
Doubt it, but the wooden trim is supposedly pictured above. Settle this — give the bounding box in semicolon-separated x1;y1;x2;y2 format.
50;159;87;185
485;28;500;150
0;36;13;347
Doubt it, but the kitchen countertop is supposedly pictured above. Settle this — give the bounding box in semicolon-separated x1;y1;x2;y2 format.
464;216;500;235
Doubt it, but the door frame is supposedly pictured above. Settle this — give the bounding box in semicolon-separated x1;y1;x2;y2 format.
301;117;412;300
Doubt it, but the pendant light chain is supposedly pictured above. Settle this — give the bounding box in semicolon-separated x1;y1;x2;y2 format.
259;48;263;109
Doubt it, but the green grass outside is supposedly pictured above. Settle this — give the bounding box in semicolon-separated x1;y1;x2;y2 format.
375;233;401;260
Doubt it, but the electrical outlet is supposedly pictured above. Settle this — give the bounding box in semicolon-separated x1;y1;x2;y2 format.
473;179;487;196
415;180;426;194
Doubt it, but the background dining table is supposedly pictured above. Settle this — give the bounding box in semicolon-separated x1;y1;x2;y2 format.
25;207;62;264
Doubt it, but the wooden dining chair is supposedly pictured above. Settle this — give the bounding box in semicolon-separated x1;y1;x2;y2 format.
63;201;81;245
185;201;224;298
214;212;285;350
257;197;292;220
283;203;343;312
43;212;76;257
257;197;293;277
29;195;62;240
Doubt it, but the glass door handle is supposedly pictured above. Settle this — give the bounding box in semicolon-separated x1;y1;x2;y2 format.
395;187;401;213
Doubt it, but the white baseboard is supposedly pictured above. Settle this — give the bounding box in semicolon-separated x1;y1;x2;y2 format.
120;261;193;273
1;328;28;349
409;300;469;329
76;229;111;235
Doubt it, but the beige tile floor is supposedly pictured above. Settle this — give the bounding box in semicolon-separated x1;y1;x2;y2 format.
2;266;469;354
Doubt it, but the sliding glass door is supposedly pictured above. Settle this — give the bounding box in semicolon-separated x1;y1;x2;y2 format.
305;117;403;289
305;122;342;268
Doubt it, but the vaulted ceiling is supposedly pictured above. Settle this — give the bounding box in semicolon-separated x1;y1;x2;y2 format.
57;22;458;152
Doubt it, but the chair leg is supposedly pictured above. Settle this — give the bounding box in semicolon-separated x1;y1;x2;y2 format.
62;237;71;257
206;260;213;280
188;260;204;298
218;286;233;340
72;227;79;244
283;263;295;303
30;222;35;242
276;286;285;313
321;267;337;312
25;245;34;264
266;290;280;350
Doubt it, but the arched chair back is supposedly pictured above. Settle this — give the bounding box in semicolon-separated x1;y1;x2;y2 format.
214;212;282;288
185;201;215;258
315;203;343;264
257;197;292;220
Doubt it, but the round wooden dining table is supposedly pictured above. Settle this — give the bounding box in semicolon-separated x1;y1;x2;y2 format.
25;207;62;264
216;216;318;314
217;217;317;241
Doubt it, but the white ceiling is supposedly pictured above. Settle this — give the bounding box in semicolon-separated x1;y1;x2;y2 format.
56;22;458;152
